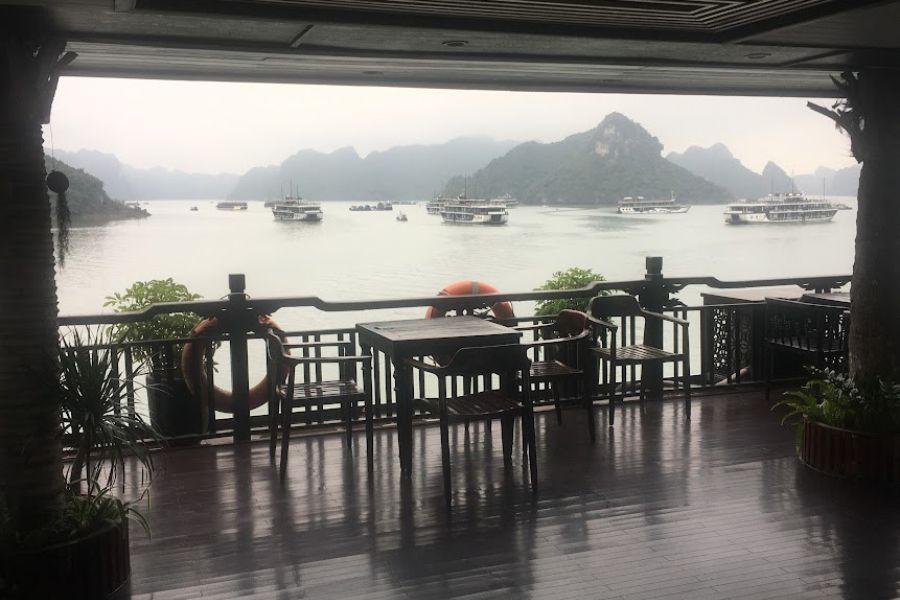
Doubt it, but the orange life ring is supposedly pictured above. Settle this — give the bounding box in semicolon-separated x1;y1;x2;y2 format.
425;280;515;322
181;315;284;414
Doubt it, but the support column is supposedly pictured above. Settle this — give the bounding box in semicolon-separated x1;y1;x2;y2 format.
811;70;900;382
848;72;900;382
0;32;72;530
639;256;667;400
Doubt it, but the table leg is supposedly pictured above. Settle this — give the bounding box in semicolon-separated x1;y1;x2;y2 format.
394;359;414;477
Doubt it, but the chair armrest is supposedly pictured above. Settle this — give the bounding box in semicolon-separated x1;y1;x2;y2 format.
641;310;690;326
283;341;354;350
513;322;551;332
521;329;591;349
586;314;618;331
404;357;444;375
279;354;371;367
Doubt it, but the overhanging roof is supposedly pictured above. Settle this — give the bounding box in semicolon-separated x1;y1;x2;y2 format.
5;0;900;96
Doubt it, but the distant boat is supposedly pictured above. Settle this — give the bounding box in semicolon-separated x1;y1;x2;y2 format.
189;206;199;212
350;202;393;212
216;201;248;211
396;212;408;222
618;194;690;214
272;196;322;222
425;195;448;215
440;196;508;225
491;193;519;208
724;193;849;224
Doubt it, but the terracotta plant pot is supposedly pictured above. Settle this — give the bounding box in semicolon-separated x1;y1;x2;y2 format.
2;519;130;599
799;420;900;483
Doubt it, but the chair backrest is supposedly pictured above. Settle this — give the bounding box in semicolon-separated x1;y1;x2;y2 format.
264;328;288;365
764;298;849;353
441;343;531;377
553;309;588;337
588;294;643;319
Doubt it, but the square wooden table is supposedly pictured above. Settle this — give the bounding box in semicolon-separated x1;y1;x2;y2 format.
356;316;521;476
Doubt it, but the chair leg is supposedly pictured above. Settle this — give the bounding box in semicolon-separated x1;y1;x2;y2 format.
279;397;291;482
344;399;353;453
584;376;595;443
524;408;538;494
683;359;692;420
501;414;514;468
268;392;279;460
440;405;452;507
608;361;617;428
553;382;563;425
365;393;374;472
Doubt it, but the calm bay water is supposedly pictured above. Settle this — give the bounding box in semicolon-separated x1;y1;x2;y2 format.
57;199;856;329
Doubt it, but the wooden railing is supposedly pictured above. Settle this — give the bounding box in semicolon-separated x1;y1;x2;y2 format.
58;258;850;443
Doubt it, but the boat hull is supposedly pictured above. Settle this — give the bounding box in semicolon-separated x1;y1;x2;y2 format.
724;210;838;224
440;212;508;225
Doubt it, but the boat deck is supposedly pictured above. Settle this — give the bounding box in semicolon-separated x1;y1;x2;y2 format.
126;389;900;599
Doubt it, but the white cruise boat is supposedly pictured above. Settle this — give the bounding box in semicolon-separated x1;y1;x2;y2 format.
617;194;689;214
216;201;248;211
272;196;323;222
724;193;849;224
425;196;448;215
490;193;519;208
440;197;508;225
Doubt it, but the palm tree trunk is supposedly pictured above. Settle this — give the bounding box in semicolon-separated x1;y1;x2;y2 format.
847;71;900;383
0;54;64;530
850;154;900;381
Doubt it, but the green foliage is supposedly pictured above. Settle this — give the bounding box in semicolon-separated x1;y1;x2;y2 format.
0;330;159;561
774;368;900;438
104;278;202;369
58;328;162;492
534;267;607;316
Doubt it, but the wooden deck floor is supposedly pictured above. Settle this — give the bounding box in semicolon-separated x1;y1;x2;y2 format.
126;390;900;599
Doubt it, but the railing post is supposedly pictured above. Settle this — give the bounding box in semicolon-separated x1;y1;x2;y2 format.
639;256;667;400
228;273;252;442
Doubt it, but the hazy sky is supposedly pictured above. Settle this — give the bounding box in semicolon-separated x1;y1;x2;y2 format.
47;76;856;176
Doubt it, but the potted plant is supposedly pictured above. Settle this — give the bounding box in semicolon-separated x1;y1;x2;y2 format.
104;278;206;438
0;328;160;599
775;368;900;482
534;267;607;317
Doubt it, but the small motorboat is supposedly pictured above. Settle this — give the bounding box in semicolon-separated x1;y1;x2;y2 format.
396;212;408;222
190;206;199;211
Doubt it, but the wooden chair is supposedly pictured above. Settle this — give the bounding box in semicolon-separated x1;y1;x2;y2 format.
264;328;373;481
763;298;849;401
516;309;596;442
406;344;535;506
588;294;691;427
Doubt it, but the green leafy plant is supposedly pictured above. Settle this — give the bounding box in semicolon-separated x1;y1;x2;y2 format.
59;328;161;492
1;329;160;566
534;267;608;316
775;368;900;440
104;278;202;371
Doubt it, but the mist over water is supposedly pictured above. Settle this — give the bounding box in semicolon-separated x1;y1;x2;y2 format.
57;199;856;330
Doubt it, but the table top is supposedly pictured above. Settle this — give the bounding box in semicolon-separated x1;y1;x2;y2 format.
801;291;851;307
702;285;808;304
356;316;521;356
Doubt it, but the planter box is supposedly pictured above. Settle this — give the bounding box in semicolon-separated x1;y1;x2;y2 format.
147;372;208;440
800;420;900;483
2;519;130;599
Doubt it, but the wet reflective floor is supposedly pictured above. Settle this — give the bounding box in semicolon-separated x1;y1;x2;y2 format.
128;390;900;599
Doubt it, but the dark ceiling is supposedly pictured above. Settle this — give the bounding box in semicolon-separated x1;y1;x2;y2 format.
4;0;900;96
